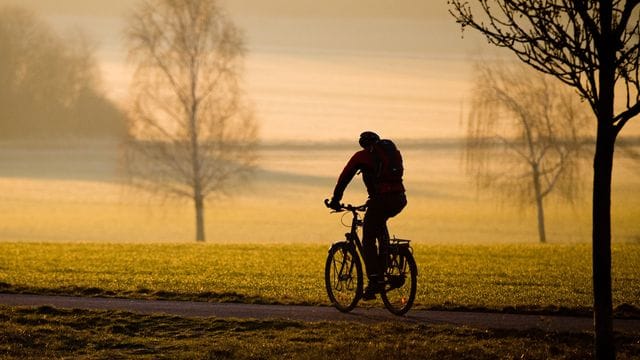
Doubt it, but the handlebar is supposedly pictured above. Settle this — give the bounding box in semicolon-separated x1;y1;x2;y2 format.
324;199;367;212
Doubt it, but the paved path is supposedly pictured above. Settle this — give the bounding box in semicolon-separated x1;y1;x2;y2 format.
1;294;639;334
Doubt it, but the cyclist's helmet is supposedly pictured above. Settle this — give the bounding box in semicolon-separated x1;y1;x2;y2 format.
359;131;380;148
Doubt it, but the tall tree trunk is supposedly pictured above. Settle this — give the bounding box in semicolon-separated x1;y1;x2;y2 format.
593;3;616;357
594;2;615;353
189;74;204;242
592;123;615;360
190;118;205;241
532;166;546;243
191;129;205;242
535;194;546;243
194;193;205;242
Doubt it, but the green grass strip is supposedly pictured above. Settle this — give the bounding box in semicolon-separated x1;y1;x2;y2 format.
1;243;639;315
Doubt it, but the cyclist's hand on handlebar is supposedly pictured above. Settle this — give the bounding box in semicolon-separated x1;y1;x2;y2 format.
325;197;342;211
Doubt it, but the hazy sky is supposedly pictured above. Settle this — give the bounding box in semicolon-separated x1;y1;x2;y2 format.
8;1;632;141
0;0;489;141
0;0;449;19
0;0;467;54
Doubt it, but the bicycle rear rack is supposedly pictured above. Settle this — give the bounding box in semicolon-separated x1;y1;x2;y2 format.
389;236;411;246
386;237;411;257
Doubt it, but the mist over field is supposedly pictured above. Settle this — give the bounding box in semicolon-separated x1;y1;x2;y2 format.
0;138;637;244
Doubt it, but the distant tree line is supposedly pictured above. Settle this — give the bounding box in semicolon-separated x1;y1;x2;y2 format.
0;6;125;140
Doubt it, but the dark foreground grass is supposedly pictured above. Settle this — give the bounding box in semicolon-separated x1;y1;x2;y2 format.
1;306;639;360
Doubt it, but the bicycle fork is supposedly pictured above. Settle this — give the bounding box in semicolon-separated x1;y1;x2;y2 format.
333;245;357;290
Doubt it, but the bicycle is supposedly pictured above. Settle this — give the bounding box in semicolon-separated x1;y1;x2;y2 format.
323;199;417;316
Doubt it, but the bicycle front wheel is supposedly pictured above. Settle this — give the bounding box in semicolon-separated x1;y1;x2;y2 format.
380;247;417;316
324;242;363;312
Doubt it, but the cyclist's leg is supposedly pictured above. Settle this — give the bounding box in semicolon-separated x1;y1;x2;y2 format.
362;198;385;298
379;222;390;268
363;193;408;299
364;194;407;275
379;193;407;278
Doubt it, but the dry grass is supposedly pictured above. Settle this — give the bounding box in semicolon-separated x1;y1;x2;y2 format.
1;242;639;314
1;306;639;359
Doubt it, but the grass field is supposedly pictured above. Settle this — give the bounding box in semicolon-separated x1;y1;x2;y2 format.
3;306;639;359
1;243;639;314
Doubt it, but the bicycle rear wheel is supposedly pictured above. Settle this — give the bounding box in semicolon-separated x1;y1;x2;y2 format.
380;247;417;316
325;242;363;312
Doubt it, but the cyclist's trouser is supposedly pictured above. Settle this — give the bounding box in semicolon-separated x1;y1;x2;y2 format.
362;192;407;279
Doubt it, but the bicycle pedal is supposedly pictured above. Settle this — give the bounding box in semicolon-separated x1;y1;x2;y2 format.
361;292;377;301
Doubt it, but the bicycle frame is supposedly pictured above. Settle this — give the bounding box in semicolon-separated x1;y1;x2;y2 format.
343;207;364;255
334;204;393;272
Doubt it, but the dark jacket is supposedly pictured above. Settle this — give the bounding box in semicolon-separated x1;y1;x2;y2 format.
332;149;404;201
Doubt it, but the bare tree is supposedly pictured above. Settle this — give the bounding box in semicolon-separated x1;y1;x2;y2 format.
449;1;640;358
124;0;257;242
466;62;590;243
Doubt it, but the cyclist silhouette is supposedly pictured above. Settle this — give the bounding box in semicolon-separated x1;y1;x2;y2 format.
328;131;407;300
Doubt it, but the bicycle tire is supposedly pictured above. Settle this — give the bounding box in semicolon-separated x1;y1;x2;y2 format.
380;247;417;316
325;242;363;312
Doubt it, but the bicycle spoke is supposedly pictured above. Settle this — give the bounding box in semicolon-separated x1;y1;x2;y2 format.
381;249;417;316
325;243;362;313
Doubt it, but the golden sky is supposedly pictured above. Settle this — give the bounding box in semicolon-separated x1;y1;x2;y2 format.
0;0;449;19
0;0;465;54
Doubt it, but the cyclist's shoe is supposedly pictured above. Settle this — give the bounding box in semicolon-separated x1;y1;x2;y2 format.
361;279;383;301
361;285;378;301
387;275;406;290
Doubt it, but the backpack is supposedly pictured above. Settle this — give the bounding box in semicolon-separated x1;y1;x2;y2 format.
372;139;403;184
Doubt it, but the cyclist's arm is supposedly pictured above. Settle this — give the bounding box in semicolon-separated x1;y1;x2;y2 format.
332;151;366;201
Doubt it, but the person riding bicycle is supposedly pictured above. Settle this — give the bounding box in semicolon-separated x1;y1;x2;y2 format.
327;131;407;300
